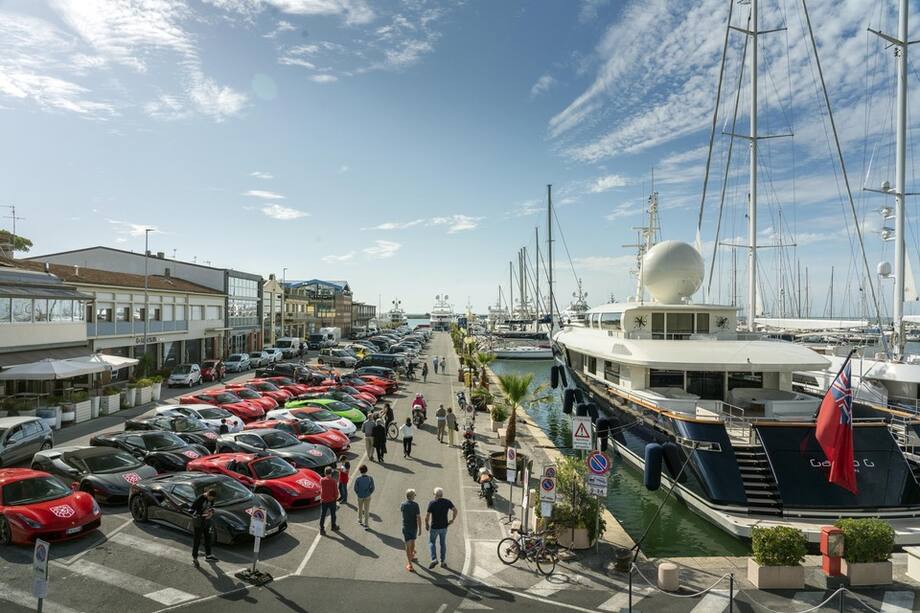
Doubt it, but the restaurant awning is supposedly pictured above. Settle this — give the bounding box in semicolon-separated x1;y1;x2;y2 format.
68;353;139;371
0;357;107;381
0;345;92;368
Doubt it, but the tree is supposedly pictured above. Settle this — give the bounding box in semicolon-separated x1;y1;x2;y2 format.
0;230;32;254
472;351;496;387
495;373;549;448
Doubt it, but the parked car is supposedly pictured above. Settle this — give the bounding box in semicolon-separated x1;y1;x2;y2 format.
221;385;279;412
167;363;201;388
298;390;373;414
240;381;293;403
317;348;357;368
248;351;270;368
154;404;244;433
128;472;287;543
262;348;283;364
286;399;365;425
250;376;311;397
353;366;397;380
186;453;322;510
215;430;337;472
200;359;225;383
0;417;54;468
224;353;251;373
266;406;357;437
31;446;158;504
177;391;265;423
255;363;318;384
342;345;368;359
354;353;407;375
275;337;302;359
244;418;350;455
0;468;101;544
123;416;219;452
89;431;209;472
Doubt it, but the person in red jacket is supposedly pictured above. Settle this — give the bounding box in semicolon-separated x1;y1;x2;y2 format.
319;467;340;535
337;461;350;505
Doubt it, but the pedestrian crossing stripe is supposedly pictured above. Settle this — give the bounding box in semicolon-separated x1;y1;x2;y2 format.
457;598;492;610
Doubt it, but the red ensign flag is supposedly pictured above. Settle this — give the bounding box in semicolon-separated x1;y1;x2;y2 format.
815;357;858;494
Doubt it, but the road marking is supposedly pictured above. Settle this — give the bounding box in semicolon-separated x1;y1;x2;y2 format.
110;532;193;564
881;591;915;612
689;589;729;613
597;587;652;612
434;604;447;613
527;576;568;598
791;592;824;608
0;584;87;613
295;531;322;575
58;559;196;605
60;516;134;566
456;597;493;610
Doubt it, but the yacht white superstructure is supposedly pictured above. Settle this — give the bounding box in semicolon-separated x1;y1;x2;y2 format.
430;294;454;331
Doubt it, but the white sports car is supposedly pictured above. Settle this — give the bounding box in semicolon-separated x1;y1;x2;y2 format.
266;407;357;436
155;404;244;433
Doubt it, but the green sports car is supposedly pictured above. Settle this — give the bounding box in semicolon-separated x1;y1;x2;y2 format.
286;398;366;425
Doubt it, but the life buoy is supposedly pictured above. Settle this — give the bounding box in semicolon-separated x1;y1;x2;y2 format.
644;443;663;491
563;389;575;414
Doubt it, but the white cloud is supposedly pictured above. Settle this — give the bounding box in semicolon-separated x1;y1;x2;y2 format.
310;74;338;83
363;240;401;258
338;164;349;174
261;204;308;220
589;174;629;193
509;199;542;217
143;94;186;120
321;251;356;263
107;219;157;237
244;190;285;199
251;171;273;179
187;76;248;121
605;200;642;221
205;0;374;24
429;214;483;234
263;20;297;39
365;219;425;230
530;74;556;98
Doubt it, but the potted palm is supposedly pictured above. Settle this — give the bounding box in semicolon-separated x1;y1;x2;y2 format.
473;351;496;387
837;518;895;586
135;378;154;405
490;403;509;432
550;456;606;549
100;386;121;415
747;526;807;589
150;375;163;401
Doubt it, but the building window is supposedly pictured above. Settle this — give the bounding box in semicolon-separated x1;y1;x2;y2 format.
152;307;161;321
162;304;173;321
587;356;597;375
604;361;620;384
206;305;220;320
667;312;694;339
134;306;145;322
649;369;684;388
32;299;48;322
686;371;724;400
175;305;186;320
0;298;10;323
73;301;84;322
97;305;113;322
116;305;130;321
728;372;763;390
651;312;665;339
190;305;203;320
696;313;710;333
12;298;32;323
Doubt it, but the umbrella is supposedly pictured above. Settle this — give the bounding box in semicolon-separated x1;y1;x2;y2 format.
68;353;139;372
0;358;107;381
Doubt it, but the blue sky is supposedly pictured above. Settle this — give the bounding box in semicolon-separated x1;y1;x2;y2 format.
0;0;918;318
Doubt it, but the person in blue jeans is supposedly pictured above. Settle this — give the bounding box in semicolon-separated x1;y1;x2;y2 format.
425;487;457;569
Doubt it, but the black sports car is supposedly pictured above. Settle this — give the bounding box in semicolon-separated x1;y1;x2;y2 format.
215;429;336;472
128;472;287;544
31;446;158;504
90;431;209;473
124;416;219;451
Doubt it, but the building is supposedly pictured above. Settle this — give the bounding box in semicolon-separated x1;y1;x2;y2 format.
262;274;283;346
0;260;93;366
351;301;376;335
281;279;353;338
28;247;263;355
9;258;225;368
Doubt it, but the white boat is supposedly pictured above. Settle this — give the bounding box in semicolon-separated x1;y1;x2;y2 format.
429;294;454;331
387;299;407;327
492;344;553;360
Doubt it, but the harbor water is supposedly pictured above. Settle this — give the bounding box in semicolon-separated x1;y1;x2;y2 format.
491;358;751;558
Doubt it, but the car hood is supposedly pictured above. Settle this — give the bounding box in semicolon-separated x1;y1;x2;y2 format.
213;496;286;531
333;408;365;424
10;491;99;528
299;431;347;449
272;443;336;465
88;465;158;493
271;470;322;496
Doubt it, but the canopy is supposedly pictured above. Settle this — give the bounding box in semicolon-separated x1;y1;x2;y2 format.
0;358;107;381
67;353;139;371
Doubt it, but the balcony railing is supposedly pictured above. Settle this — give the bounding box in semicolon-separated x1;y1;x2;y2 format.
87;320;189;337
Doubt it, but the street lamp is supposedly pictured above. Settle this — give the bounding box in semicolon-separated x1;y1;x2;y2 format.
143;228;152;372
280;267;287;339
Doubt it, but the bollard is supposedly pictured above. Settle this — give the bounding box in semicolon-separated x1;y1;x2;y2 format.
657;561;679;592
838;589;845;612
628;566;633;613
729;572;734;613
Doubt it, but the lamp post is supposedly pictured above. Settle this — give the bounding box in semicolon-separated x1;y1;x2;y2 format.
280;267;287;340
144;228;152;373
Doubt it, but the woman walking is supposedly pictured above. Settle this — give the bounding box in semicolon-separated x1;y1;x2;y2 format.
421;362;429;383
372;419;387;462
400;417;414;458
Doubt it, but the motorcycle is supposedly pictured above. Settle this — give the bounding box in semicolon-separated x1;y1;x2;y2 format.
466;454;483;478
479;478;496;507
411;404;426;427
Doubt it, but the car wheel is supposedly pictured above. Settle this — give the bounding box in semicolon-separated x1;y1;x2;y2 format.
0;516;11;545
130;495;149;522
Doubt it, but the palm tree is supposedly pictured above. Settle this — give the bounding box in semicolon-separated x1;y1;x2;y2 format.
496;373;548;448
472;351;496;386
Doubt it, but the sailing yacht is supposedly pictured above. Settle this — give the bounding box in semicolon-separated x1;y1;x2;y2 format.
555;0;920;544
429;294;454;331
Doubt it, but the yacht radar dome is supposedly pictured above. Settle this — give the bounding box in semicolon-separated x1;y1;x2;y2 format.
642;240;704;303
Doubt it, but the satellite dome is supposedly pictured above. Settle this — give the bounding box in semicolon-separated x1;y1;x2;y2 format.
642;240;704;303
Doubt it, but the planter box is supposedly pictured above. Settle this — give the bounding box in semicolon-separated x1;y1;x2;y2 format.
90;396;100;419
490;418;506;432
747;559;805;590
555;526;593;550
151;382;162;401
61;406;76;424
138;386;152;405
122;390;135;409
842;560;893;586
101;394;120;415
18;408;37;417
74;400;92;423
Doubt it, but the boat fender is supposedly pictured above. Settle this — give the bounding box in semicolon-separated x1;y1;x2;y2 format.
662;442;687;483
586;402;599;423
550;365;559;389
596;416;612;451
563;389;575;414
559;367;568;388
644;443;663;491
575;402;589;417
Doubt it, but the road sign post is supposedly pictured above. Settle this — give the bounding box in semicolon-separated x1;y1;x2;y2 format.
235;508;273;586
32;539;49;613
505;446;517;483
539;473;557;518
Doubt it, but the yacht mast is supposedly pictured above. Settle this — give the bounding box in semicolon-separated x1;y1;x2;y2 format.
535;226;541;317
547;184;554;335
893;0;909;357
747;0;759;331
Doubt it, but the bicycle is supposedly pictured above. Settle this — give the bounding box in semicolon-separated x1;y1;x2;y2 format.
386;421;399;440
496;529;558;576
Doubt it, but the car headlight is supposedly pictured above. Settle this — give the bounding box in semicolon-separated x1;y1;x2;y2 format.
91;499;101;515
12;513;43;529
278;485;299;497
222;515;246;529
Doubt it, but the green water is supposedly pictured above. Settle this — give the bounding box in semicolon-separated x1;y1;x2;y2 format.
491;359;750;558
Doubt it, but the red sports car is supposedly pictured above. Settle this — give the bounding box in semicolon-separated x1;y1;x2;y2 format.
245;418;350;454
346;374;398;394
221;385;278;412
334;376;387;397
186;453;321;510
252;376;311;397
178;391;265;423
0;469;102;545
334;385;378;404
241;381;292;403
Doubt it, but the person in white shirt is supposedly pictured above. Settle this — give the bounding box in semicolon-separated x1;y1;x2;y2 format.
400;417;415;458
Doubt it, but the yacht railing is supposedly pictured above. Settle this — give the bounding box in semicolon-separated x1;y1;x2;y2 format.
715;401;757;445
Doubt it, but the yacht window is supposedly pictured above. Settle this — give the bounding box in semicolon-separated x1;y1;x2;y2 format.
600;312;621;330
587;356;597;375
792;373;819;386
696;313;710;333
667;313;694;339
567;350;584;372
686;371;724;400
651;313;665;339
604;361;620;384
728;372;763;390
592;313;601;329
649;369;684;388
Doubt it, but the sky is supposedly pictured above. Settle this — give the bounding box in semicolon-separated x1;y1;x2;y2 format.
0;0;918;318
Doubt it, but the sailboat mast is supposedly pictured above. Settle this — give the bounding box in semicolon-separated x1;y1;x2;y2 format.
893;0;909;357
535;226;541;316
509;261;513;318
747;0;759;331
547;184;554;335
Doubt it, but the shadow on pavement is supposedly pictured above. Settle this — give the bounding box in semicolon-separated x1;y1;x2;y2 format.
327;531;379;558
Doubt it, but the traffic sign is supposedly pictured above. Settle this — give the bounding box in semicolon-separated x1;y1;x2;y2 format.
586;474;608;497
540;476;557;503
32;538;49;599
586;450;611;476
543;465;557;479
572;416;592;450
249;507;266;538
506;447;517;471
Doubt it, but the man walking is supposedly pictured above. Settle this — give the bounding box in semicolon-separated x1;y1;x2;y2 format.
446;407;457;446
362;416;375;458
435;404;447;443
425;487;457;569
432;356;439;374
319;467;340;535
353;464;374;529
401;489;422;572
190;488;218;567
421;361;429;383
372;418;387;462
440;356;446;374
400;417;414;458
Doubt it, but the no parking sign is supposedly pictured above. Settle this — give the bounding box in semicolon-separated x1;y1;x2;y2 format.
539;476;556;503
32;538;49;599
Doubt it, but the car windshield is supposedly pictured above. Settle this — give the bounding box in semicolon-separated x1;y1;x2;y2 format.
2;476;71;506
261;431;299;448
252;382;280;392
276;340;292;348
172;365;192;375
339;386;361;395
214;393;242;403
251;457;296;479
195;479;252;507
172;418;207;432
197;408;229;420
310;400;350;412
144;432;187;450
338;393;360;405
332;350;347;356
298;420;325;434
233;389;261;400
226;355;241;362
81;450;142;473
297;408;337;422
